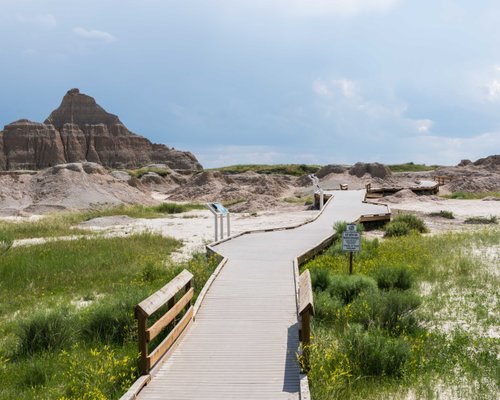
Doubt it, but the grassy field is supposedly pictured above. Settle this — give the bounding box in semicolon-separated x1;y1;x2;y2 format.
387;162;439;173
0;202;204;243
0;230;220;399
209;164;321;176
442;191;500;200
302;227;499;399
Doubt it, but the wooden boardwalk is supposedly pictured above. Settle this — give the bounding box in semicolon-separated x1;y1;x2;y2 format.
135;190;389;400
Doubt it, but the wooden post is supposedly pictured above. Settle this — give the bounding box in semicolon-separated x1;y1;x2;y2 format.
301;311;311;371
136;310;148;375
299;270;315;372
349;252;353;275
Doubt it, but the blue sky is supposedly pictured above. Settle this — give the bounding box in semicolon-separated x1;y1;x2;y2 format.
0;0;499;167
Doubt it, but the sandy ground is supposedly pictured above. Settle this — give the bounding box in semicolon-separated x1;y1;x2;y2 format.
9;196;500;260
77;208;319;261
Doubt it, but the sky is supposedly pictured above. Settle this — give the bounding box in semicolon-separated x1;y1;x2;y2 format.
0;0;499;167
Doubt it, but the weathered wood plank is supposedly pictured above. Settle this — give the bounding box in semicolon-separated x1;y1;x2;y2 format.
118;374;151;400
147;306;193;370
299;270;314;317
136;270;193;317
146;288;194;342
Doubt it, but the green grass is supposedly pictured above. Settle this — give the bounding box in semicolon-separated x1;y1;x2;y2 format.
443;191;500;200
0;202;205;241
126;167;171;178
464;215;498;225
384;214;428;237
429;210;455;219
209;163;321;176
303;227;500;399
0;232;221;399
283;195;314;205
387;162;439;173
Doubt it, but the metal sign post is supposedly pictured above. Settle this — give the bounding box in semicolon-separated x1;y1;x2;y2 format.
206;203;230;242
342;224;361;274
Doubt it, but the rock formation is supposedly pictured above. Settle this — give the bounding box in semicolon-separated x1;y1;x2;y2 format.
0;89;202;171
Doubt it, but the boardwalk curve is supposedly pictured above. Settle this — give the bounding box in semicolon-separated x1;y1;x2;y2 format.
133;190;390;400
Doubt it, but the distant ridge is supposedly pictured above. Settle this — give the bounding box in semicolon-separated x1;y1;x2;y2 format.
0;88;202;171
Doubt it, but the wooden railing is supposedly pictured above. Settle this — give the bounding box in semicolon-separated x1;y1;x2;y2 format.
434;175;453;185
299;269;315;370
135;269;194;374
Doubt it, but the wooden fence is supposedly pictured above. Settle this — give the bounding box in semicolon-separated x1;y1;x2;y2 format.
135;269;194;374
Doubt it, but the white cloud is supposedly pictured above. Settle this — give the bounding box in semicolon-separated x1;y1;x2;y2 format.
313;78;359;100
17;13;56;29
312;80;332;97
485;79;500;101
195;145;317;168
409;132;500;165
414;119;433;133
73;27;117;43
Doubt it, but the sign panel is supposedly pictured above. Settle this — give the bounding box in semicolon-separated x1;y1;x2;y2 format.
208;202;229;215
214;203;228;215
342;230;360;252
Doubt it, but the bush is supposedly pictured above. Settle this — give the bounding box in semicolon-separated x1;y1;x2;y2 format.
429;210;454;219
311;268;331;292
61;345;137;399
393;214;428;233
351;290;421;334
17;309;76;355
314;291;343;323
345;326;410;376
384;221;411;237
372;266;413;290
464;216;497;225
328;274;377;304
80;295;138;345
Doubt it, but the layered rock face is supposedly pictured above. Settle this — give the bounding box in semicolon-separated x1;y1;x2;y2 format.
0;88;202;171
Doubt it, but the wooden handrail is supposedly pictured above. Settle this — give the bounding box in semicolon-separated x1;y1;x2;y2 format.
299;270;315;371
433;175;453;185
135;269;194;374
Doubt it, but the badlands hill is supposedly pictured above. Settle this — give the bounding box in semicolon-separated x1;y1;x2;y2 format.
0;89;202;171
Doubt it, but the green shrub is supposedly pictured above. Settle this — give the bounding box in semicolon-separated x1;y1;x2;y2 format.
61;345;137;399
430;210;454;219
80;295;139;345
372;266;413;290
464;216;497;225
314;291;343;323
351;290;421;334
384;221;411;237
17;309;76;355
393;214;428;233
328;274;377;304
345;326;410;376
155;202;204;214
311;268;331;292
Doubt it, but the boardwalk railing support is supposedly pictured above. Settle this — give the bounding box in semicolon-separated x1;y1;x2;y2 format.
299;269;315;371
135;269;194;375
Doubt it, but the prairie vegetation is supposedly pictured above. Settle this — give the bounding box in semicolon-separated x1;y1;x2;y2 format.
387;162;439;172
302;227;499;399
0;202;204;242
0;225;219;399
210;163;321;176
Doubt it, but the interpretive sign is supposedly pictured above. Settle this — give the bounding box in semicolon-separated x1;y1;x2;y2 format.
342;224;361;275
342;224;360;252
207;202;228;215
